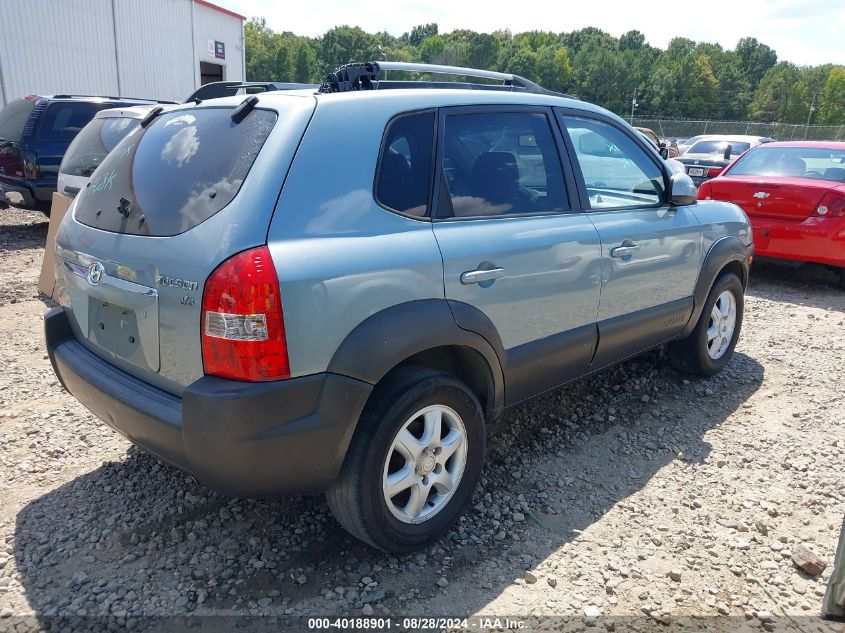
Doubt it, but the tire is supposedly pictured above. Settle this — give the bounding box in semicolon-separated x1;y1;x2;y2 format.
839;268;845;292
326;366;486;553
669;272;744;376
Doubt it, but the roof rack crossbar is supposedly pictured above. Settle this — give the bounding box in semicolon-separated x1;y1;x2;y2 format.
51;94;175;104
318;61;574;98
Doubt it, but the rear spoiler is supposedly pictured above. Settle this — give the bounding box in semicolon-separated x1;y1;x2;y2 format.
185;81;318;103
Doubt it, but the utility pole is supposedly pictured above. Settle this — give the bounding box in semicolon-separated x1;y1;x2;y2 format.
629;87;638;125
804;92;817;140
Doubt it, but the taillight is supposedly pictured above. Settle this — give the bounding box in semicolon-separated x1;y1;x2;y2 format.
707;167;723;177
696;181;712;200
201;246;290;381
813;191;845;218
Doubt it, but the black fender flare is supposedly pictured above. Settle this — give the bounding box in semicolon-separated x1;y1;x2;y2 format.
682;236;750;337
327;299;505;419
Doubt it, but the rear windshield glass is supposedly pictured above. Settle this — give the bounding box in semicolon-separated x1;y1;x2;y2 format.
60;116;140;177
0;99;36;141
688;140;751;156
728;146;845;182
37;102;107;141
75;108;277;236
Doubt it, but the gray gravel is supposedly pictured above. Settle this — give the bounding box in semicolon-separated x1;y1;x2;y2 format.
1;206;843;629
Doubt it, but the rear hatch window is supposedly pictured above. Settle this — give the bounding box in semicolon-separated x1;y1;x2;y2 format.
36;102;105;141
60;116;140;177
0;98;36;142
74;107;277;236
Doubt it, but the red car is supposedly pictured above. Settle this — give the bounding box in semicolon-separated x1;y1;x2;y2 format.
697;141;845;289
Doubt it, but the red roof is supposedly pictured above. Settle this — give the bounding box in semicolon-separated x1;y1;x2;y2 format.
193;0;246;21
761;141;845;149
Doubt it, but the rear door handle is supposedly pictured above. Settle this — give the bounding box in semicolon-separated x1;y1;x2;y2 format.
460;267;506;285
610;244;640;258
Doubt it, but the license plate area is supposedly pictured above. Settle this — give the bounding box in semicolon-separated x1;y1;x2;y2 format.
61;256;160;371
687;167;705;177
88;300;144;364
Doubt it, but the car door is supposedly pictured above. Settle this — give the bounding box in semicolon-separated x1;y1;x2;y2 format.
431;106;602;404
557;111;701;369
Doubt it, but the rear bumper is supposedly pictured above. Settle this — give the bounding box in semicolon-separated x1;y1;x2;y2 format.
750;216;845;268
45;307;373;496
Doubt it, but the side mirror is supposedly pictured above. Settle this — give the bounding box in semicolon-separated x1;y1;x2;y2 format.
669;172;697;206
723;144;733;160
659;146;670;160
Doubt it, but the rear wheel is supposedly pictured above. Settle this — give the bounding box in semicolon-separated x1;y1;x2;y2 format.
326;366;485;552
669;272;744;376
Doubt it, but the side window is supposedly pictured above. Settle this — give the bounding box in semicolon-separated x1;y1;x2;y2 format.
560;115;665;210
440;112;568;218
375;111;435;217
37;102;102;141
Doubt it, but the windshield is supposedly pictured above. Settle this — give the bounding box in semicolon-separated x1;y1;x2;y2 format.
0;99;36;141
727;146;845;182
688;140;751;156
75;107;277;236
60;116;140;177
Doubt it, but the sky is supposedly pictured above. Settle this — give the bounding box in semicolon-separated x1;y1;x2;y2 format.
216;0;845;66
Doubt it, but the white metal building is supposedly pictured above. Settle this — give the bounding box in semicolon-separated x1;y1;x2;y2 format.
0;0;246;106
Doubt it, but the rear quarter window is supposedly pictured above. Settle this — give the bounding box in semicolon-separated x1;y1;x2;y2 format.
74;107;277;236
374;111;435;217
36;102;104;142
0;99;36;141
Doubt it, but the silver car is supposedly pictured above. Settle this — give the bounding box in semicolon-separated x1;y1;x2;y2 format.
46;62;753;552
56;105;161;198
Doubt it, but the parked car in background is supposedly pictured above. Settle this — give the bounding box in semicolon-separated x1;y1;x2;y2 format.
635;127;678;158
0;94;169;209
46;61;752;552
57;105;162;198
697;141;845;289
676;135;775;186
676;135;709;155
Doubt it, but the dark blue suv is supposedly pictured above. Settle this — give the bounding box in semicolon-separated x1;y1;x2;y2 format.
0;94;167;209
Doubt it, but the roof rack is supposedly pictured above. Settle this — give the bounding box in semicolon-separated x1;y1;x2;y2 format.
318;61;576;99
51;94;176;104
184;81;318;103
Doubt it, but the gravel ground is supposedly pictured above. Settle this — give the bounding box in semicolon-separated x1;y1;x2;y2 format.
0;206;843;631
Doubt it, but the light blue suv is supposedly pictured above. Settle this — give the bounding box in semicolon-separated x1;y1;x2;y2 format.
45;62;753;552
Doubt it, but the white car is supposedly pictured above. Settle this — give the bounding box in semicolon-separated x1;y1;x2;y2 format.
57;105;160;197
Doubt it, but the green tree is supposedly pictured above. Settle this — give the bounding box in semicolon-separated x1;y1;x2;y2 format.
409;23;438;48
535;45;572;93
244;21;838;124
818;67;845;124
244;18;281;81
317;26;381;75
735;37;777;85
750;63;809;123
419;35;446;64
465;32;499;69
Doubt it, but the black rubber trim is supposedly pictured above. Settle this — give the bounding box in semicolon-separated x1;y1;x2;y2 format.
182;372;371;495
327;299;505;419
45;307;373;496
681;236;749;337
504;323;597;405
592;297;693;371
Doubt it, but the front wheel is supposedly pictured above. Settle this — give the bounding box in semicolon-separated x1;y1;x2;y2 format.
326;367;485;552
669;272;744;376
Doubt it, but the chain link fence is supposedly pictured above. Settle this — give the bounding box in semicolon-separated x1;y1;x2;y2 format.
630;117;845;142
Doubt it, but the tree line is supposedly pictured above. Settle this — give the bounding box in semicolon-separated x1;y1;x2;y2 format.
245;20;845;125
